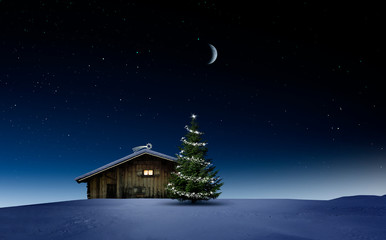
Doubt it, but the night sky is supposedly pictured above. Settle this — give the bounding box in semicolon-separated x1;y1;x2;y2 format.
1;1;386;207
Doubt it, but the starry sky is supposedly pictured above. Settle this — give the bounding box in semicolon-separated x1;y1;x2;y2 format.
1;1;386;207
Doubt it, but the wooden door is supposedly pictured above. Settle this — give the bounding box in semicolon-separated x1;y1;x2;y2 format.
106;184;117;198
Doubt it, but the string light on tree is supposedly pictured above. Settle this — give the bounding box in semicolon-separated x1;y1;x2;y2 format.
181;137;207;146
184;125;203;135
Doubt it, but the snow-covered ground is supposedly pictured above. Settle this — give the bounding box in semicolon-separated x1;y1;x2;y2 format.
1;196;386;240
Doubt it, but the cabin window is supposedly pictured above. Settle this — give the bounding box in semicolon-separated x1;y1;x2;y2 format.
143;169;153;176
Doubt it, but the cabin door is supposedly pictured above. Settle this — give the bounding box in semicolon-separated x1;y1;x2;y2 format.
106;184;117;198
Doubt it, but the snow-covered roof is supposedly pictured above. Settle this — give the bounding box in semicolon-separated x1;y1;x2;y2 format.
75;149;177;183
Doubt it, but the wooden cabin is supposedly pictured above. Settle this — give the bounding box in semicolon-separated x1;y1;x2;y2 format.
75;149;177;198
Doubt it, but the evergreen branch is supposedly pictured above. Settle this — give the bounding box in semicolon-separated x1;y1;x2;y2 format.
172;172;218;183
167;183;213;199
179;156;211;166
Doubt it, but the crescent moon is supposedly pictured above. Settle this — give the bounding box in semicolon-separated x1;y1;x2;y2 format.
208;44;217;64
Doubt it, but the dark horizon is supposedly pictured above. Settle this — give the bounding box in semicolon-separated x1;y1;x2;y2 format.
1;1;386;207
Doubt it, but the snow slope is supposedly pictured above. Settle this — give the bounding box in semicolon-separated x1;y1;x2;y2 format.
1;197;386;240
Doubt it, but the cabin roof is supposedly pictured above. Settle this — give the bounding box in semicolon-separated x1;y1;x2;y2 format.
75;149;177;183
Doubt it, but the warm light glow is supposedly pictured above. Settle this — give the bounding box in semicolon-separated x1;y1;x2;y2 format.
143;170;153;175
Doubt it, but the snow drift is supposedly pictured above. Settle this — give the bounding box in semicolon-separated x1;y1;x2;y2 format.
1;196;386;240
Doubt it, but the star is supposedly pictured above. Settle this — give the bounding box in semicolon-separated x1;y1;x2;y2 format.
191;114;197;119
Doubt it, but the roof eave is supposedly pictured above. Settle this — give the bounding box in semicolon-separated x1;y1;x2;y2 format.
75;150;177;183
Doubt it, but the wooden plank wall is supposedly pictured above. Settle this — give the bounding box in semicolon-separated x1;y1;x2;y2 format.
87;154;175;199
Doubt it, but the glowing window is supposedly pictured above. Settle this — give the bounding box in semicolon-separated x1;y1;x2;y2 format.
143;170;153;176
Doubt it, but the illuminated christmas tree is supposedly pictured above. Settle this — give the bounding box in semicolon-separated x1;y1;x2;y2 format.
166;114;223;203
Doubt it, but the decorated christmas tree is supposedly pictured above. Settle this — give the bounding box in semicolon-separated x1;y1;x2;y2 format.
166;114;223;203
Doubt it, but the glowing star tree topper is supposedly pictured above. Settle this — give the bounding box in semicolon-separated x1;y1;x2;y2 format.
166;114;223;203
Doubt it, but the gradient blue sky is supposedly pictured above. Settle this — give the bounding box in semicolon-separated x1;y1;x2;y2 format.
1;1;386;207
